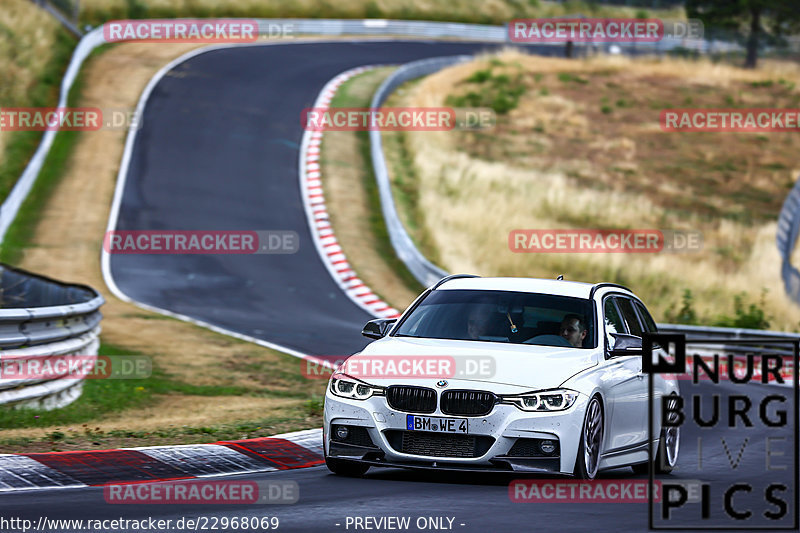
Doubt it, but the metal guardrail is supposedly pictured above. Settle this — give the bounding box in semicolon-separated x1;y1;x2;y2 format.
369;56;473;287
29;0;84;37
259;19;507;41
777;175;800;304
0;265;104;410
659;323;799;358
0;332;100;409
659;323;800;341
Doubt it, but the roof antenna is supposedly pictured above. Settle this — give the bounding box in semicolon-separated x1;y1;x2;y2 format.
556;275;564;280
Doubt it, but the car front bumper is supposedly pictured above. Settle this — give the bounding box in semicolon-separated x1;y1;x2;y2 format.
323;391;588;475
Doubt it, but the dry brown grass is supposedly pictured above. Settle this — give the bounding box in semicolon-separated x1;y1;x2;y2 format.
388;50;800;329
0;396;296;442
0;0;59;103
77;0;685;26
0;0;61;157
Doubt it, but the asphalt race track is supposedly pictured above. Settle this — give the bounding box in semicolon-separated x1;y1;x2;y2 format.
0;380;795;532
7;41;795;532
106;41;528;356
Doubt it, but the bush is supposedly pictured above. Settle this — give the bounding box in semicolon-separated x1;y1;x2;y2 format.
664;289;698;325
557;72;588;84
446;65;526;115
466;69;492;83
664;288;772;330
712;290;771;330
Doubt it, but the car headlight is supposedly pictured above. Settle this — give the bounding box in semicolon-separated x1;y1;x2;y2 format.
329;373;384;400
501;389;579;412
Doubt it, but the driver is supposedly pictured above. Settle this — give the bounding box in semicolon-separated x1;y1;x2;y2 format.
467;306;492;340
560;314;587;348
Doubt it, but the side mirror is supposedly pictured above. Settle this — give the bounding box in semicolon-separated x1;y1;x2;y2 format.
609;333;643;356
362;318;397;339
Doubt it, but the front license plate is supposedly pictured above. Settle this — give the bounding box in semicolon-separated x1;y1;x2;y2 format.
407;415;468;434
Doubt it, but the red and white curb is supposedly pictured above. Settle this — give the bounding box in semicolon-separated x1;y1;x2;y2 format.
299;66;401;320
0;428;323;491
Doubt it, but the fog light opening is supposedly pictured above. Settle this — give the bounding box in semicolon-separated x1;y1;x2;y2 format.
335;426;349;440
540;440;556;455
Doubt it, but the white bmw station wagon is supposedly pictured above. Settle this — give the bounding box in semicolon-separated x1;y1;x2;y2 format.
323;275;680;479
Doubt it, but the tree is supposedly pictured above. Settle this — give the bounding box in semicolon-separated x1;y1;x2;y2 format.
686;0;800;68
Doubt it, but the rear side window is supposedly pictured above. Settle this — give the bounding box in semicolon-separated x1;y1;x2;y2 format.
633;300;658;333
603;298;625;349
617;298;644;337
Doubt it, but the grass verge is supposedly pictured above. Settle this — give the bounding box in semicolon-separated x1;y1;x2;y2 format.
0;342;327;452
1;44;118;265
320;67;424;311
382;79;446;269
0;28;76;214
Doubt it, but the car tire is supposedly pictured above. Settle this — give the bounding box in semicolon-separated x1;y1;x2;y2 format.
325;457;370;477
574;395;604;480
632;395;680;475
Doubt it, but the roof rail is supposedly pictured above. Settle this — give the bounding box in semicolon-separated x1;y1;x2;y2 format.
432;274;480;290
589;282;633;299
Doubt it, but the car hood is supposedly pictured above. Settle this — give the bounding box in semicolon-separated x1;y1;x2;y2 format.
343;336;599;392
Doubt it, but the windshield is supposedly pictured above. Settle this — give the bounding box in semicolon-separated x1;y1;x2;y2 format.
394;289;596;348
